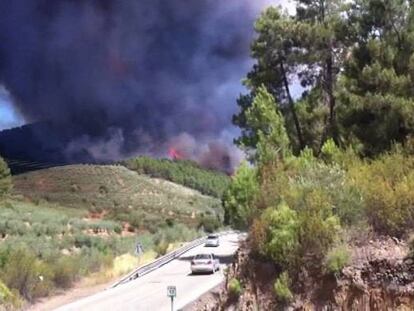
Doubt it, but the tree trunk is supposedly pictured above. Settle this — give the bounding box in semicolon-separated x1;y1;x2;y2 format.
326;51;337;140
319;46;338;152
280;62;305;150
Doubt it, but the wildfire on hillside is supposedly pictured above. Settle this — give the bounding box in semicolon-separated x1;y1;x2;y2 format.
166;134;242;175
168;147;184;160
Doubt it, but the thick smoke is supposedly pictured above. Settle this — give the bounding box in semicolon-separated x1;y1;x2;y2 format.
166;132;242;173
0;0;278;171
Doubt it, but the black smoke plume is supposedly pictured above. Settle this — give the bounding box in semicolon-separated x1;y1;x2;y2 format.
0;0;275;172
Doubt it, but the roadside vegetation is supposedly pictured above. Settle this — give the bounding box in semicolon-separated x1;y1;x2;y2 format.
224;0;414;304
0;198;202;307
226;89;414;304
228;278;242;299
122;157;230;198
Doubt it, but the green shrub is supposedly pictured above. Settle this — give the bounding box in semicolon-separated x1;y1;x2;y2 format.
228;278;242;298
3;201;14;209
78;247;113;275
45;223;61;236
160;222;196;240
144;214;162;234
274;272;293;303
88;221;118;234
228;152;343;273
114;224;122;234
324;245;350;275
350;153;414;236
166;218;175;227
52;256;80;289
293;188;341;266
1;248;53;301
0;279;22;310
74;234;92;248
223;162;258;229
0;157;11;199
151;224;199;257
154;241;169;257
129;211;144;230
6;220;27;236
258;203;298;266
198;215;221;233
69;219;87;232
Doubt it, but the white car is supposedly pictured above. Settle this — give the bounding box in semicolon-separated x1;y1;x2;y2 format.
190;253;220;274
205;234;220;247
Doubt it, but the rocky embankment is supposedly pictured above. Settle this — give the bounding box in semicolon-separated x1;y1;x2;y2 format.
328;237;414;311
188;237;414;311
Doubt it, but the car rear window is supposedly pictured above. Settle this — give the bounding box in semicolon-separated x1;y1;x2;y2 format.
194;254;211;259
207;235;218;239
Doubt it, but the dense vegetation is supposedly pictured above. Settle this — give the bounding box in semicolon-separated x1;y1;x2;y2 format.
234;0;414;157
226;88;414;302
225;0;414;303
122;157;230;198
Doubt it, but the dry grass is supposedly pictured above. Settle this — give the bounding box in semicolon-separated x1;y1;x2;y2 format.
84;250;157;286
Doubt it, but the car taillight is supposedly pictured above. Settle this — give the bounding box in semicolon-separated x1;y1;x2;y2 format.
191;260;195;265
207;260;212;264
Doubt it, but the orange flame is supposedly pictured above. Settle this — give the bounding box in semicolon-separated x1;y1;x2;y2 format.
168;147;184;160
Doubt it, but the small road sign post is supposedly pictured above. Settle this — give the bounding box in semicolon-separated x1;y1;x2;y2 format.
135;242;143;256
167;285;176;311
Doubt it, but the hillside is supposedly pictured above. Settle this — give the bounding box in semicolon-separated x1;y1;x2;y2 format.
122;157;230;198
1;163;222;307
13;164;223;231
0;197;203;307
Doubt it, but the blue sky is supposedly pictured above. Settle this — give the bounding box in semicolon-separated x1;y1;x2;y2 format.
0;86;24;131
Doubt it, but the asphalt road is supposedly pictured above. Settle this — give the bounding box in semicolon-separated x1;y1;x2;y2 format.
55;233;241;311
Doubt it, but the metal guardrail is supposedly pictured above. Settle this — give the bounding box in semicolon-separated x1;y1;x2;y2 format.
110;230;235;288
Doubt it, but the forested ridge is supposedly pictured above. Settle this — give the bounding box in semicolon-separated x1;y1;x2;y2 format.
122;157;230;198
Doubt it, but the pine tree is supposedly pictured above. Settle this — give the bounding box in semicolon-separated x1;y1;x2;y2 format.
234;1;351;153
244;86;291;162
339;0;414;155
234;7;305;151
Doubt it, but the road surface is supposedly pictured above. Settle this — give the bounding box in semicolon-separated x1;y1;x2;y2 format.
55;233;241;311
